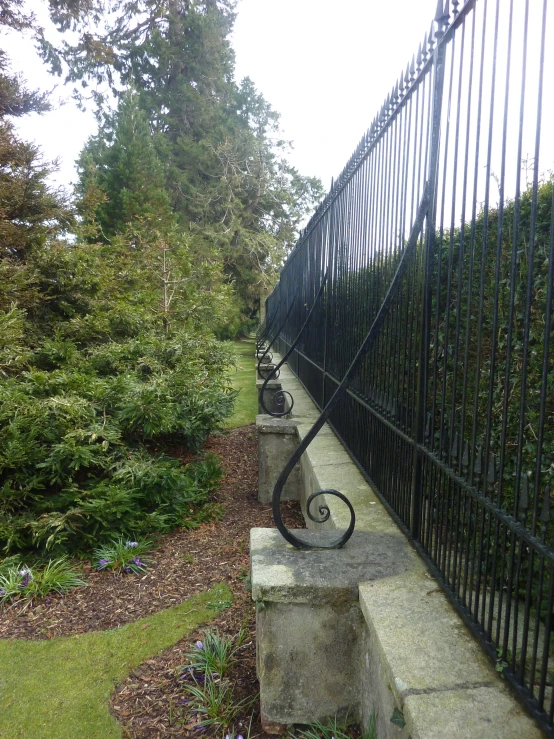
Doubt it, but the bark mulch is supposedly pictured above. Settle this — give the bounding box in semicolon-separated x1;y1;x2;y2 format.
0;425;304;738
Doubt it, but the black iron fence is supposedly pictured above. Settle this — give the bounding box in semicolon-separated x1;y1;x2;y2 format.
264;0;554;732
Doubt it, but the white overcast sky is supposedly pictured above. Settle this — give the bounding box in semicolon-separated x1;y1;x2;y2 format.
0;0;439;192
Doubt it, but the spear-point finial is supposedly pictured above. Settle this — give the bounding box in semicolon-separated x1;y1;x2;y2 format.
422;31;429;61
404;62;411;85
451;431;459;462
398;69;405;91
435;0;445;22
474;445;483;480
428;21;436;50
409;54;416;78
439;427;448;459
416;43;423;70
425;413;432;442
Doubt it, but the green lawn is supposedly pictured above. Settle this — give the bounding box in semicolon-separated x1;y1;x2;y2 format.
0;583;232;739
226;338;258;428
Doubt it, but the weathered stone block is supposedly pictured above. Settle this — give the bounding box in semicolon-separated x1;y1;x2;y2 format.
256;415;300;503
251;528;412;728
256;379;284;415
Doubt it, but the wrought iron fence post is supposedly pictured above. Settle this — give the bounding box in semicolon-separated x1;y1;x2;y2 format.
411;3;449;539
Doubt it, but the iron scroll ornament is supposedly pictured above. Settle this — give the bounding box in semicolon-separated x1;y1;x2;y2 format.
259;271;329;417
272;186;431;550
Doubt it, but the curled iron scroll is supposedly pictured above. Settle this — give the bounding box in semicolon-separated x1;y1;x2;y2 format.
272;186;431;550
260;272;329;417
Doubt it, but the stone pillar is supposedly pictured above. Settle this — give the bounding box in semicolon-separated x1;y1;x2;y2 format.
251;528;398;731
256;415;300;503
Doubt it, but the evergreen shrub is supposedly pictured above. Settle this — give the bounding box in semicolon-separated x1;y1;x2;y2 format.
0;331;234;555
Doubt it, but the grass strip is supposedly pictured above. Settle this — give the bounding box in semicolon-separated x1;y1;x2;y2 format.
0;582;232;739
226;338;257;428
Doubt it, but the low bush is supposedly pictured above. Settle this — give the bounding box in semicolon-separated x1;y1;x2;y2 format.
179;630;256;735
183;628;247;679
0;331;235;556
0;556;86;604
93;537;152;574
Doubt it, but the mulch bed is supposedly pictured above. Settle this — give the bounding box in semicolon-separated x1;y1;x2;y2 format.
0;425;304;738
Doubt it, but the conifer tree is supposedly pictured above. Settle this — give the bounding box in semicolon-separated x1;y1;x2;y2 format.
50;0;324;321
77;91;174;240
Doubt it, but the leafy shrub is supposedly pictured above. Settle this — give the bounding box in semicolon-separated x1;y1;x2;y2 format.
0;331;233;555
183;628;247;679
0;556;86;604
181;672;256;733
93;538;152;574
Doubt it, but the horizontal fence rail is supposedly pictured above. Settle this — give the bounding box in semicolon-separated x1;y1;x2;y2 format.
266;0;554;732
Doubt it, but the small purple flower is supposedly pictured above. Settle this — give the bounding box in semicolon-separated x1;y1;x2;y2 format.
0;588;6;597
237;734;244;739
132;557;142;567
126;541;139;548
19;567;32;586
195;640;204;650
97;558;110;571
123;565;133;573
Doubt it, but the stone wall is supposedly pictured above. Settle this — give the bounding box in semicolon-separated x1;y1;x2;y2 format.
253;353;543;739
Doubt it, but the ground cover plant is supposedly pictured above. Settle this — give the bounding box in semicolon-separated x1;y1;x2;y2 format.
0;556;86;605
178;628;256;734
93;538;153;574
294;713;377;739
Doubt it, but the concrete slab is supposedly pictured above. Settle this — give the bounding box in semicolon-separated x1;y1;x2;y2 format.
303;435;353;467
256;415;298;435
403;685;543;739
359;572;543;737
251;528;412;605
359;571;497;696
